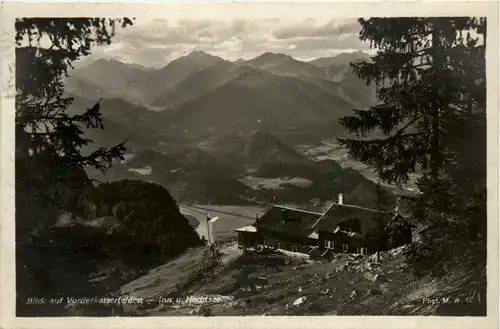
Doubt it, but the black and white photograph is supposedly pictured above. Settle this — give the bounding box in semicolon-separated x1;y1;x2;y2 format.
1;2;498;324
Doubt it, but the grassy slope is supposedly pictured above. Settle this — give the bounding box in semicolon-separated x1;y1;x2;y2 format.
121;247;207;300
142;248;415;316
119;243;485;316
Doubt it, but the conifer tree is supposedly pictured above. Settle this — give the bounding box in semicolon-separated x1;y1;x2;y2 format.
16;18;134;169
16;19;136;316
338;18;486;185
339;17;486;295
15;18;134;238
338;18;486;227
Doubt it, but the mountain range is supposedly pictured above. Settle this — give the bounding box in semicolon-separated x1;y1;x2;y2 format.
309;50;371;67
199;130;314;170
65;50;376;141
66;50;390;207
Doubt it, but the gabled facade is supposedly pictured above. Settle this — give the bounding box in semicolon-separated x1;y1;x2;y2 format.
251;205;322;254
234;193;413;257
235;225;262;248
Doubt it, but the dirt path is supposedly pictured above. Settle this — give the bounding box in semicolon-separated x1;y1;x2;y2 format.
180;204;263;241
189;205;264;220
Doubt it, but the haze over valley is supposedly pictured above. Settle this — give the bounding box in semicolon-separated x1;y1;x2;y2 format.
66;49;416;210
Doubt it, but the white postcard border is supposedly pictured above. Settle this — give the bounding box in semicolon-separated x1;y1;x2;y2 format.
1;2;498;329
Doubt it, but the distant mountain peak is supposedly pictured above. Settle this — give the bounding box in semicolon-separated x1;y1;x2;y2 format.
94;58;121;65
163;51;225;69
208;129;311;168
245;52;324;79
350;50;367;55
187;50;210;57
256;52;293;61
94;58;109;63
335;50;371;61
180;50;221;61
91;58;149;71
310;51;372;68
233;58;246;65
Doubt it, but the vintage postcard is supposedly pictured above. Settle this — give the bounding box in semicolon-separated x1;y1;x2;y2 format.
0;1;498;329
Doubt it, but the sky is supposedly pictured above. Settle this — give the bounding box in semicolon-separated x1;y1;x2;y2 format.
87;18;373;68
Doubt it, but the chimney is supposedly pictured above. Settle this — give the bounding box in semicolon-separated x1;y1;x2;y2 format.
281;209;288;223
338;192;344;205
394;197;401;213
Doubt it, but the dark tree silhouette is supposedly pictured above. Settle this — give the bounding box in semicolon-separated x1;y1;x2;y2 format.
16;18;135;239
338;17;486;237
15;18;134;167
15;18;134;316
337;18;486;314
338;18;486;184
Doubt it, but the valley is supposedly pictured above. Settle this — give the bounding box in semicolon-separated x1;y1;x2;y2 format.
84;129;409;211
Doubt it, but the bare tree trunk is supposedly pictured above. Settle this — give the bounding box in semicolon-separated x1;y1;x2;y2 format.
430;18;442;180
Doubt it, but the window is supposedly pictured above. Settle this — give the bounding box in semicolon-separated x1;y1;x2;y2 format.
324;240;334;249
277;243;283;250
360;247;368;256
291;245;298;253
342;244;349;253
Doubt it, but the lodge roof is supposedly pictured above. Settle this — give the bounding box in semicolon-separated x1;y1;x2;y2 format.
316;204;394;236
272;205;323;216
254;202;397;238
256;205;322;236
235;197;410;239
234;225;258;233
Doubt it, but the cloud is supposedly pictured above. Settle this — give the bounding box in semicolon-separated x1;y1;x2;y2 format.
88;18;370;67
272;20;361;39
287;34;371;51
